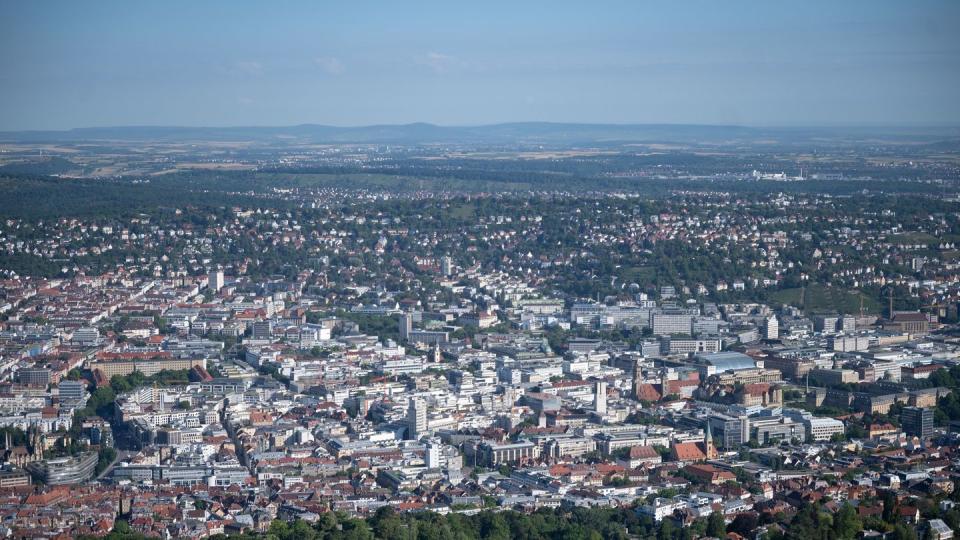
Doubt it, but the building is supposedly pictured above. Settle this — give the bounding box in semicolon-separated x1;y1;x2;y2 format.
901;406;934;439
58;380;86;404
683;463;736;485
17;368;51;387
476;440;539;466
406;398;427;440
89;357;205;378
425;440;442;469
764;316;779;340
707;414;749;449
399;313;413;341
764;356;814;380
0;470;30;488
545;437;597;459
665;337;722;355
750;416;805;445
695;352;758;377
594;380;607;414
830;336;871;352
839;316;857;333
814;316;839;334
460;311;498;329
810;368;859;386
26;451;99;485
71;327;101;346
651;311;693;336
928;519;954;540
440;256;454;277
568;339;601;354
670;423;718;462
884;312;930;335
805;417;845;441
639;498;685;522
208;270;225;291
251;321;273;341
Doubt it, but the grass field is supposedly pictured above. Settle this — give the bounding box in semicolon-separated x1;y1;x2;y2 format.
888;232;938;245
769;283;883;314
449;202;477;220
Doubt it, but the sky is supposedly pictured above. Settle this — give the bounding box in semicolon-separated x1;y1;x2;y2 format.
1;0;959;130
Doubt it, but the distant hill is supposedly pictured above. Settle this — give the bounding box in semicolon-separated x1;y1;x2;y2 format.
1;122;958;146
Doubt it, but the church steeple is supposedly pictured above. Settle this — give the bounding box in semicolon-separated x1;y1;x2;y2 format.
704;421;717;459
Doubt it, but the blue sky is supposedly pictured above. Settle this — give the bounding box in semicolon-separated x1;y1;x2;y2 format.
1;1;958;129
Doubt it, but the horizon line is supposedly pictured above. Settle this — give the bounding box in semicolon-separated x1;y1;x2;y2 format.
3;120;960;133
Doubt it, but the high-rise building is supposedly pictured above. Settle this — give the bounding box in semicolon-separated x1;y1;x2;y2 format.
399;313;413;341
426;439;441;468
58;380;86;404
251;321;273;341
764;315;779;340
441;256;454;277
594;380;607;414
651;311;693;336
901;406;934;439
407;397;427;440
814;316;839;334
209;270;225;291
839;316;857;334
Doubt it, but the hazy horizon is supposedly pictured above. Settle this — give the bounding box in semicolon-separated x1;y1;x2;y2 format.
2;1;959;131
6;120;960;134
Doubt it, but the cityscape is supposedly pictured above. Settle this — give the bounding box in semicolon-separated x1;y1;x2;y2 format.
1;2;960;540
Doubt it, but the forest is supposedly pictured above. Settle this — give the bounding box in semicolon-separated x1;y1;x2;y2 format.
85;496;929;540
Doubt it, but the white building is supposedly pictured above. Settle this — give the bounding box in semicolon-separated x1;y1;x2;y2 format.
764;316;779;341
806;417;845;441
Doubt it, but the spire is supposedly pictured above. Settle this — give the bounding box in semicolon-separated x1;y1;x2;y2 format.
704;420;716;459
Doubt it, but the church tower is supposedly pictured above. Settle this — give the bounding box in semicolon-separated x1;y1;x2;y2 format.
703;421;718;459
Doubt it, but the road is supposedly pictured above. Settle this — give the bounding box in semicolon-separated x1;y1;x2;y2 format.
95;449;136;483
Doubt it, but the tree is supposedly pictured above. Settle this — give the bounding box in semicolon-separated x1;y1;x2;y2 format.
833;503;863;540
891;523;918;540
659;517;677;540
707;512;727;538
727;513;759;537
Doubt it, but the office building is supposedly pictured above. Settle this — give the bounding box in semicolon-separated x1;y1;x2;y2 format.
407;398;427;440
208;270;224;291
251;321;273;341
806;417;845;441
71;327;100;346
58;380;86;404
476;441;540;466
901;406;934;439
594;380;607;414
399;313;413;341
26;452;99;485
651;311;693;336
764;315;779;340
17;368;51;387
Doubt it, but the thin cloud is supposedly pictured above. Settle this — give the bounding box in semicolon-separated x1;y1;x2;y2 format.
418;51;462;73
314;57;345;75
234;60;264;76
